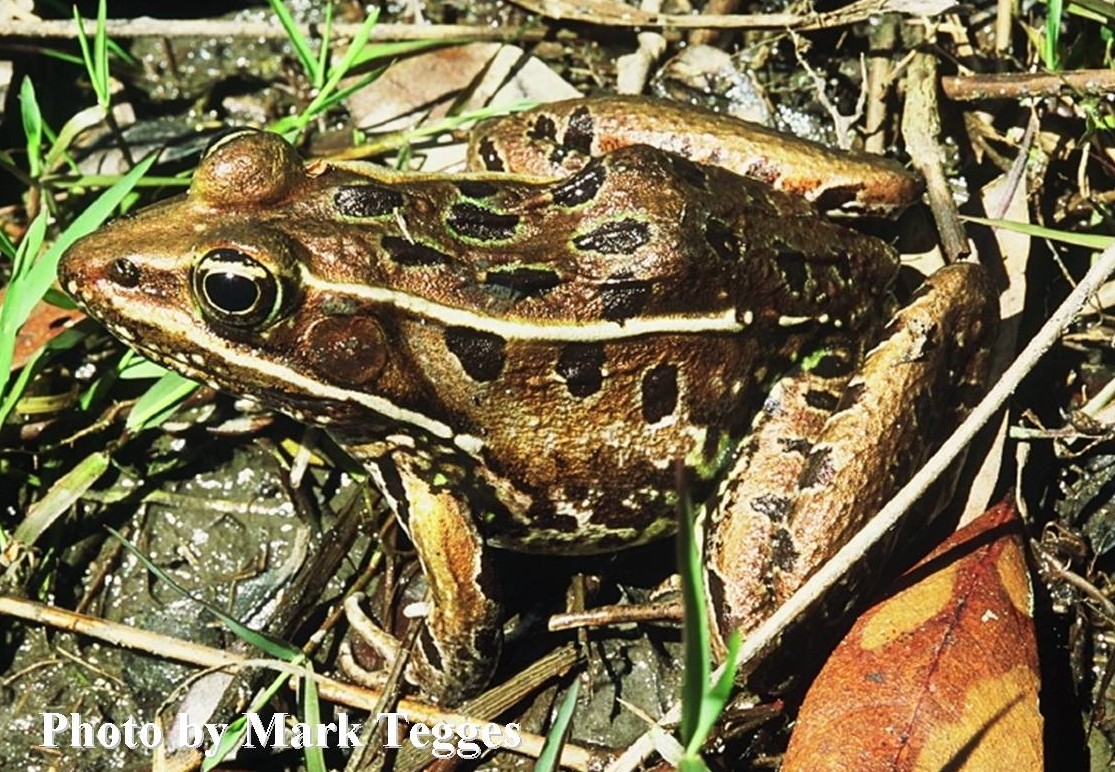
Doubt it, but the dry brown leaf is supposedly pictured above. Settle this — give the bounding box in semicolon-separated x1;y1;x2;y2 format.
1;287;84;370
783;499;1042;770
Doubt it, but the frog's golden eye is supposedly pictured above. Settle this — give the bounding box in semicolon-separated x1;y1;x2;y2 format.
192;248;281;328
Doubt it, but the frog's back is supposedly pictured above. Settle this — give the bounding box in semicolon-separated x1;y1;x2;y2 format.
59;131;898;554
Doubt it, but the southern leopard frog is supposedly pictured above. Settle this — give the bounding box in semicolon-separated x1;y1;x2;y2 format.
58;96;996;704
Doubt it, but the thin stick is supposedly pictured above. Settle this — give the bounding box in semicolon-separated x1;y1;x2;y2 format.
0;18;544;41
0;595;593;770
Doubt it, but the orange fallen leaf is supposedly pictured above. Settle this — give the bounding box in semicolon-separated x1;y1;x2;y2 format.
783;498;1042;770
0;286;85;370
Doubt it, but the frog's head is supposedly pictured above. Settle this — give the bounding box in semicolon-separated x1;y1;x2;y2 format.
58;130;449;439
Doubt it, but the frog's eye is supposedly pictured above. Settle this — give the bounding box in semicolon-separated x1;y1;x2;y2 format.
193;248;281;328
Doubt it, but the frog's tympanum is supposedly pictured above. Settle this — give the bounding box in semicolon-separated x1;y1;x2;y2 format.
58;96;996;704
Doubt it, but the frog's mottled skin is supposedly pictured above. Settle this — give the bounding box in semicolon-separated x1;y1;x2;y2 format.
59;98;996;704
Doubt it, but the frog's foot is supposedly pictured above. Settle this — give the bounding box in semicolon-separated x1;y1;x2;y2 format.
339;581;501;704
337;593;402;690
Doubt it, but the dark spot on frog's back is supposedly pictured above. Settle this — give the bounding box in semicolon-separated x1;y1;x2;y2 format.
447;202;520;242
572;219;650;255
556;343;605;397
455;180;498;199
381;235;450;267
527;114;558;142
563;106;596;155
334;184;404;217
804;388;840;412
667;154;709;190
770;526;798;570
445;327;506;382
811;351;855;379
641;363;679;423
751;493;792;522
800;446;837;489
776;248;810;296
812;183;862;214
705;217;740;262
779;436;812;456
600;275;651;321
483;267;562;299
551;161;606;208
475;137;505;172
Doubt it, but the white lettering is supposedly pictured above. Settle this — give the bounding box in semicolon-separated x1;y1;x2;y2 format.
244;713;284;748
38;709;523;759
377;712;406;747
409;721;431;749
72;714;94;747
136;720;162;749
203;721;230;756
337;713;362;747
41;713;68;747
176;716;204;749
96;721;121;749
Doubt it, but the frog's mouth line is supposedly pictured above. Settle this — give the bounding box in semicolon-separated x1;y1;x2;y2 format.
71;282;491;459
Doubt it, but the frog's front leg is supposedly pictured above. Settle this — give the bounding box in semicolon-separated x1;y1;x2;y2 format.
707;263;997;651
357;459;502;705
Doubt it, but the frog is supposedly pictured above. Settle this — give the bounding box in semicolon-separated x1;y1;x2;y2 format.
57;96;997;704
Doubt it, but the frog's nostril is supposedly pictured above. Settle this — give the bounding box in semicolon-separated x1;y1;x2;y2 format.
108;258;140;288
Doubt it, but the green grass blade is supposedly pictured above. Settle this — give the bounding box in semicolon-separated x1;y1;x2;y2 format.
0;210;49;404
43;103;109;171
288;8;379;131
0;320;90;427
0;151;156;406
15;450;112;545
72;4;94;87
302;670;326;772
116;355;171;381
320;7;378;96
349;37;456;67
20;78;43;179
1046;0;1063;70
268;0;320;83
963;214;1113;248
0;223;17;260
93;0;109;100
677;480;709;747
678;754;713;772
124;371;199;432
108;527;302;659
689;631;739;755
535;678;580;772
314;1;334;92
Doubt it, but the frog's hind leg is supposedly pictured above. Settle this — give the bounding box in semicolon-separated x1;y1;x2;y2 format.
705;263;995;653
704;336;863;653
776;263;995;601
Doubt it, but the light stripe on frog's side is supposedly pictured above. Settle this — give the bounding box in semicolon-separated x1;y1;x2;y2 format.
302;275;752;340
321;160;886;342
